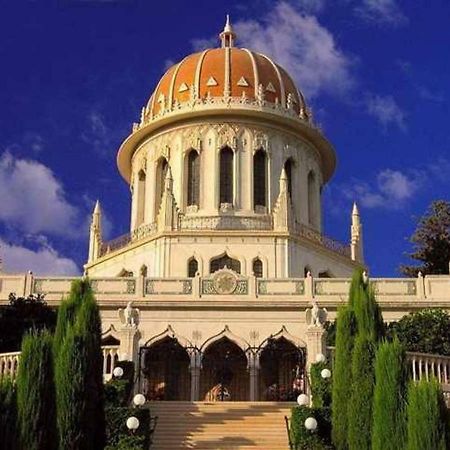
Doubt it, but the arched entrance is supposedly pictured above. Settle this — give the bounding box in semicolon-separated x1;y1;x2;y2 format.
140;337;191;400
200;337;249;401
259;337;306;401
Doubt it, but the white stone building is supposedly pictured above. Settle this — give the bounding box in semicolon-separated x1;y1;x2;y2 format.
1;18;449;403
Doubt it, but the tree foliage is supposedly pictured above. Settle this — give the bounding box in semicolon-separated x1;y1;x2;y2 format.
372;339;407;450
54;279;105;450
16;330;57;450
406;379;447;450
331;306;355;450
0;293;56;352
347;335;376;450
310;361;332;409
0;378;18;450
387;308;450;356
401;200;450;276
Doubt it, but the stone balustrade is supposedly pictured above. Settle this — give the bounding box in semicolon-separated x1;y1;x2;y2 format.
0;273;449;308
0;351;20;380
0;346;120;381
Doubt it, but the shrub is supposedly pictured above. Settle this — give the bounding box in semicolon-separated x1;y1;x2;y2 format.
310;361;332;408
331;305;355;450
347;335;376;450
290;406;333;450
0;378;18;450
105;407;150;450
372;339;407;450
406;379;447;450
16;330;57;450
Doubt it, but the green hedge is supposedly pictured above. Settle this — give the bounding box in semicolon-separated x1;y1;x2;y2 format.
290;406;333;450
105;407;150;450
310;361;332;408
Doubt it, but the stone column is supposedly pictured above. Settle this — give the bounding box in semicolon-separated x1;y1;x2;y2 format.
305;325;327;389
248;352;260;401
116;325;141;393
189;350;202;401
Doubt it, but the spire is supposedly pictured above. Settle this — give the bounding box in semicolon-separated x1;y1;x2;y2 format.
273;168;293;232
88;200;103;264
350;202;364;263
220;15;236;48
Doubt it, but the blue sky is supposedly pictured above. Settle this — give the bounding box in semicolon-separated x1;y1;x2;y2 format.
0;0;449;276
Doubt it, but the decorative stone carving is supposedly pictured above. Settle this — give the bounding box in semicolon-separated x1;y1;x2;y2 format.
118;301;139;328
213;269;238;295
305;300;327;328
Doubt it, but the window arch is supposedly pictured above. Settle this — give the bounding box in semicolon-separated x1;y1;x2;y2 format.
188;258;198;278
156;158;169;214
187;150;200;207
284;158;294;199
308;170;318;227
136;169;146;227
210;253;241;274
219;147;233;205
253;149;267;209
252;258;263;278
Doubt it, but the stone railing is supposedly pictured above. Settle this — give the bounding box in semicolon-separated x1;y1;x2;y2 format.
97;216;351;260
1;273;449;306
0;346;120;381
0;352;20;380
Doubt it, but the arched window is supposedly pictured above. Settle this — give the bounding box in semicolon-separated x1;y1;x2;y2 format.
187;150;200;207
253;149;267;209
252;258;263;278
156;158;168;214
284;159;294;199
308;170;317;227
210;253;241;274
219;147;233;205
188;258;198;278
136;170;146;227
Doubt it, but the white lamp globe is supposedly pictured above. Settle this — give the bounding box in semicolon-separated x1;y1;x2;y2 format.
304;417;318;431
126;416;140;431
133;393;146;407
297;394;309;406
113;366;124;378
315;353;326;363
321;368;332;379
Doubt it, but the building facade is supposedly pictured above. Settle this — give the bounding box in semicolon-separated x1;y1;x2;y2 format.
1;18;449;403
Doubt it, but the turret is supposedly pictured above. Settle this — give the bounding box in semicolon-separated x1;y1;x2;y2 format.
350;202;364;263
157;167;179;232
273;168;293;231
88;200;103;263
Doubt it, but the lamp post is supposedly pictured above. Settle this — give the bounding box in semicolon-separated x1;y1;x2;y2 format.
126;416;140;434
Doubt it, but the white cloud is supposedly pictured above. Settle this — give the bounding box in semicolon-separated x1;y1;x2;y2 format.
296;0;326;13
81;111;115;157
366;94;406;130
0;238;79;276
355;0;407;26
345;169;421;209
0;152;80;237
192;2;354;98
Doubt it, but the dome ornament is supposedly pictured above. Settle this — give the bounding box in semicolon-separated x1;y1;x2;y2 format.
220;14;236;48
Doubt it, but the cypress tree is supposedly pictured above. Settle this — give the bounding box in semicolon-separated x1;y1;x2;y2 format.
75;284;106;449
406;379;447;450
54;279;105;450
16;330;57;450
331;305;355;450
53;279;84;355
347;334;376;450
372;339;407;450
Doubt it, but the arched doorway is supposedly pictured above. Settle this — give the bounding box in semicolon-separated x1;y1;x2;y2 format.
259;337;306;401
200;337;249;401
140;337;190;401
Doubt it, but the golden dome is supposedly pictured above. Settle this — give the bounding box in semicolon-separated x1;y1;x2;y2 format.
145;18;307;119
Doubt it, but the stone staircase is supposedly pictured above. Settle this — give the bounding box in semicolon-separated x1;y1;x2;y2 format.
149;401;293;450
